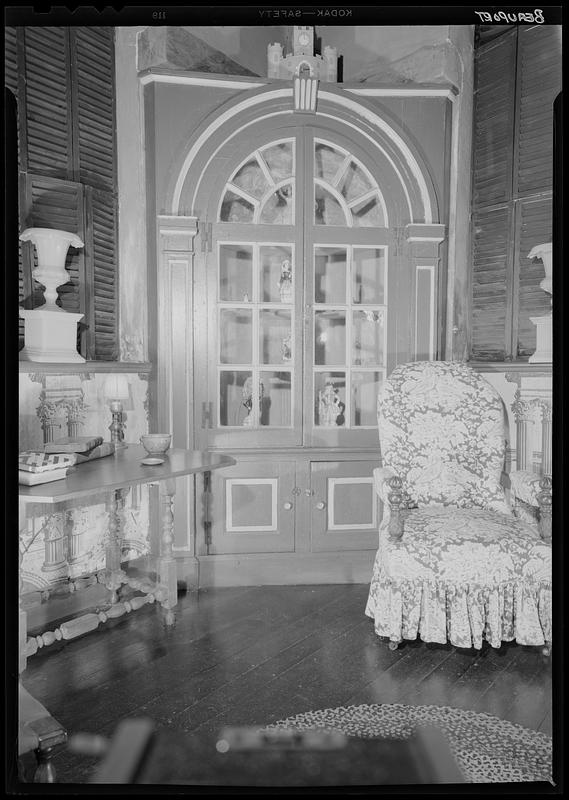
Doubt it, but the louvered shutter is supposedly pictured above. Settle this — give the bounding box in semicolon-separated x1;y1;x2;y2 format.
10;26;119;360
472;30;517;208
23;27;73;179
85;187;119;360
471;205;513;360
470;26;560;362
515;26;561;198
5;27;18;95
72;28;116;191
470;31;516;360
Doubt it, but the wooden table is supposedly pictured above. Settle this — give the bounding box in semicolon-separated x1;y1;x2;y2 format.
18;447;235;782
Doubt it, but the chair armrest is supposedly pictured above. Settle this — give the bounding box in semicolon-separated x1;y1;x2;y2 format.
373;467;397;503
510;470;552;541
373;468;407;540
509;470;542;507
536;475;552;542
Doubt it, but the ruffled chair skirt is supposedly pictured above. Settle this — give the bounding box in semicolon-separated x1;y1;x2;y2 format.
365;507;552;650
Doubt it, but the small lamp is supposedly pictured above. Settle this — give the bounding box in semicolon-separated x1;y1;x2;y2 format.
103;374;130;449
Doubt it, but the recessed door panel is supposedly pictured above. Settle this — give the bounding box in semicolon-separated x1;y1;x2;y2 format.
310;461;380;552
207;459;296;554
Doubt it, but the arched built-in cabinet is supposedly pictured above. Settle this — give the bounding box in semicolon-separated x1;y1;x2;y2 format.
147;76;449;585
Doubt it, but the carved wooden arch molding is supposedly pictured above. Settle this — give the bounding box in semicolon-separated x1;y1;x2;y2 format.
167;84;440;226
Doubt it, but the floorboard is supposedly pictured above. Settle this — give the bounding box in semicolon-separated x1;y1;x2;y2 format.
17;584;553;784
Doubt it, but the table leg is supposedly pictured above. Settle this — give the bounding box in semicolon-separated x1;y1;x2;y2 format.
106;488;128;605
159;478;177;626
19;505;67;782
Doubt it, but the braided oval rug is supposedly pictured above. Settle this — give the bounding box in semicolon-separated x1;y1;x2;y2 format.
266;703;552;784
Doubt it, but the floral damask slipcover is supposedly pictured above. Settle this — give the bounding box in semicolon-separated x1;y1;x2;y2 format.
365;361;552;650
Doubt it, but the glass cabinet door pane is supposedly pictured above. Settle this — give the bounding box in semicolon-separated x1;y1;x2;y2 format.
315;311;346;365
314;372;346;427
219;245;253;302
220;308;253;363
232;159;269;199
314;247;347;304
260;183;293;224
260;309;292;364
338;161;372;202
352;248;385;304
260;371;292;427
314;185;349;226
219;370;253;426
261;245;293;303
220;191;255;223
351;196;384;227
352;310;384;366
351;371;382;427
261;141;293;181
314;142;345;181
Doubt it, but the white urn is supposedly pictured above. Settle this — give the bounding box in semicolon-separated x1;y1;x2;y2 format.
528;242;552;298
19;227;84;311
528;242;552;364
19;227;86;362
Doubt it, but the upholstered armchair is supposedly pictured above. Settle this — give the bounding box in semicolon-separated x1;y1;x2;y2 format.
365;361;551;654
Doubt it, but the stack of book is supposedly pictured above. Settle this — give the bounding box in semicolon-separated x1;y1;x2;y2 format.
18;452;77;486
44;435;115;463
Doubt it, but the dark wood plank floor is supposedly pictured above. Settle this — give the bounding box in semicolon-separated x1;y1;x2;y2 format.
19;584;552;784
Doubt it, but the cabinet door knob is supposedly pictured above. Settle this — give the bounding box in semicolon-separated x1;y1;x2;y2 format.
291;487;302;496
315;501;326;510
305;488;315;497
283;501;293;510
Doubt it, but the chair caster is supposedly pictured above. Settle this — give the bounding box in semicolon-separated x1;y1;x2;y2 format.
388;641;400;651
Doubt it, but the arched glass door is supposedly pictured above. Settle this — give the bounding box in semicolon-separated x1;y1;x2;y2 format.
194;123;403;451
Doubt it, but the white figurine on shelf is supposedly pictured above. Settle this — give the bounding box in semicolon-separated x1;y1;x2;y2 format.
278;259;293;303
318;380;345;427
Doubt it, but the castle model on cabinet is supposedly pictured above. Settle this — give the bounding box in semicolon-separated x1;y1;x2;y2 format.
268;26;338;82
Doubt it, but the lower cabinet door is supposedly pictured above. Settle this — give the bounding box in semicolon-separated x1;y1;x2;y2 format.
310;461;380;552
207;458;296;554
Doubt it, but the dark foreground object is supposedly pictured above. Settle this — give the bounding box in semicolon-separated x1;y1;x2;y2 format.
91;718;465;787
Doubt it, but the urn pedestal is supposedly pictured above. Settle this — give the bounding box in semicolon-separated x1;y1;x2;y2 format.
19;308;86;363
19;228;85;363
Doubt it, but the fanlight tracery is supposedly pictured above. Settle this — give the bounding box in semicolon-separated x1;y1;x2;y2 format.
219;140;295;225
218;138;387;229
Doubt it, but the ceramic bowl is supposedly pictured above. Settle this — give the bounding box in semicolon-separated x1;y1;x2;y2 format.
140;433;171;455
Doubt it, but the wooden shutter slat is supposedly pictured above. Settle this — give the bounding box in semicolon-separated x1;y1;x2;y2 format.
514;26;562;198
5;27;19;94
89;187;118;360
73;28;116;194
23;27;72;179
471;204;513;360
472;31;517;208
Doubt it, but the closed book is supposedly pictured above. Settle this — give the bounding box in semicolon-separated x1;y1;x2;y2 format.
44;436;104;454
18;452;77;473
74;442;116;463
19;467;73;485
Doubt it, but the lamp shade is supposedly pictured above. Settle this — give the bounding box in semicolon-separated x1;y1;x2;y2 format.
103;374;130;400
